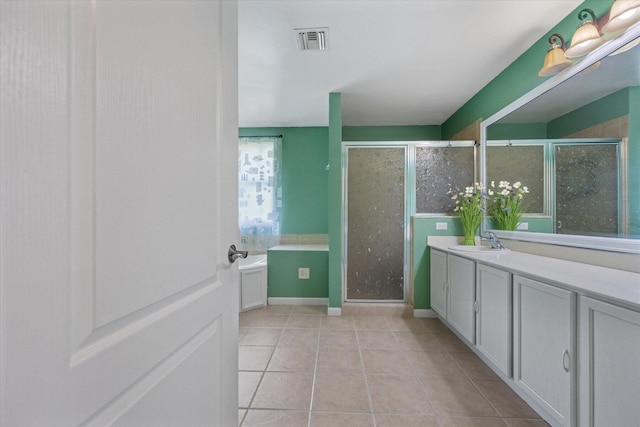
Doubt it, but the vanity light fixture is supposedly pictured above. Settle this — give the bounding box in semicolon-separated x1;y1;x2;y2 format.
538;33;574;76
602;0;640;55
601;0;640;35
564;8;605;58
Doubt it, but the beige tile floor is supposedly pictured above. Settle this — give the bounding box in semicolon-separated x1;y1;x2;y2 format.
238;305;550;427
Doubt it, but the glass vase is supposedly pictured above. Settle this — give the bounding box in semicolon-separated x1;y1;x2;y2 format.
463;227;477;245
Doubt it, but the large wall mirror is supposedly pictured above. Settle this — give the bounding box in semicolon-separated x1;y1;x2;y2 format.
480;24;640;254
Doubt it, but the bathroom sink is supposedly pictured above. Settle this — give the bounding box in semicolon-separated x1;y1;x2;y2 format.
449;245;510;254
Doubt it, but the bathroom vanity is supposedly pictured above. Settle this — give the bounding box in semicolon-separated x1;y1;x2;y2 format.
428;236;640;427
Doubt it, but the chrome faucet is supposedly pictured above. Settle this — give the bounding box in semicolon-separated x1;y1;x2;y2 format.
482;232;506;250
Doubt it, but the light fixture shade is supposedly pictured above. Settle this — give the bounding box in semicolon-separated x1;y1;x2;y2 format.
602;0;640;35
565;21;605;58
565;9;605;58
539;33;573;77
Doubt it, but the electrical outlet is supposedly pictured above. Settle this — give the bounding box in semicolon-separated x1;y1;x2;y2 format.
436;222;448;230
517;222;529;230
298;268;310;279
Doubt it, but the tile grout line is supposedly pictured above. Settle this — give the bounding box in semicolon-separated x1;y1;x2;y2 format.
444;339;507;422
357;317;379;427
306;312;324;427
239;314;286;425
391;322;441;422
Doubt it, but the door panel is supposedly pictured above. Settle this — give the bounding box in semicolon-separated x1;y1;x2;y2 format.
1;1;239;425
514;275;575;427
94;0;221;325
429;249;448;318
346;147;406;301
447;255;475;344
555;143;619;236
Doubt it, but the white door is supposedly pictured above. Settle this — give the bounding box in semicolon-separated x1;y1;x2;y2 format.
0;1;239;425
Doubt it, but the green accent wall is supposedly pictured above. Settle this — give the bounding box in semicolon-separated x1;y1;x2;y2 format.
328;93;343;308
343;125;440;141
239;127;329;234
267;249;328;298
547;88;630;138
488;123;547;140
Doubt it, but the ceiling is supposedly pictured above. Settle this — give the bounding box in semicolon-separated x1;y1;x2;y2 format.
238;0;582;128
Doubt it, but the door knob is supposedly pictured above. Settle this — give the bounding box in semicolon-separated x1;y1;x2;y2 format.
228;244;248;263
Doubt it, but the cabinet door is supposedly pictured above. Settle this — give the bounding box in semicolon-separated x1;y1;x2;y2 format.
430;249;448;319
476;264;512;377
514;275;575;427
448;255;475;344
579;297;640;427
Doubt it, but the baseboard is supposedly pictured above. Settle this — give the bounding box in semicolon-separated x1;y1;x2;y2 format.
413;309;438;318
327;307;342;317
267;297;328;306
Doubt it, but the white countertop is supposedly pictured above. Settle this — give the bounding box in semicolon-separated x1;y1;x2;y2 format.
268;244;329;252
428;236;640;311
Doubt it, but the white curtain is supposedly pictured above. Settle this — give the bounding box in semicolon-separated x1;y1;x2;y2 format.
238;136;282;253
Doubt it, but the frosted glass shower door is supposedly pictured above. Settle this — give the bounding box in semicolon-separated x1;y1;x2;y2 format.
555;143;620;236
345;147;406;301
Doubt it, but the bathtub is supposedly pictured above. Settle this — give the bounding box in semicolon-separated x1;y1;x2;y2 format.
238;254;267;312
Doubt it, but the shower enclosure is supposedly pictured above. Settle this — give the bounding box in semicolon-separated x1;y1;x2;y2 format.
343;141;476;303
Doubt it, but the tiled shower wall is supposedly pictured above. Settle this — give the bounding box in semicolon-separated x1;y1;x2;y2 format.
565;115;628;139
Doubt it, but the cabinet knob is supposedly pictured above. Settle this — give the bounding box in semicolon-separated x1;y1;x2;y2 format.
562;349;570;372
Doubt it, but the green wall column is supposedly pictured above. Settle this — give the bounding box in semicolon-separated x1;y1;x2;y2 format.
328;93;342;309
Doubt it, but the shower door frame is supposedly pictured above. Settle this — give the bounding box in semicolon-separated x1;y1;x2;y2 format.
550;138;624;236
487;137;625;236
342;142;414;304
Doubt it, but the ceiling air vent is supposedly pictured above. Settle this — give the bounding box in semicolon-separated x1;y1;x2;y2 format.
295;27;329;51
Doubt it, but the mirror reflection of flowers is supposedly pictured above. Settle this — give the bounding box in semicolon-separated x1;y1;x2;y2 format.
488;181;529;231
450;183;485;245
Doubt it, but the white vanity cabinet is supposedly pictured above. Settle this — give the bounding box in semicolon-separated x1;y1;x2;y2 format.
429;249;475;344
514;275;576;427
429;249;448;318
579;297;640;427
475;264;512;377
428;238;640;427
448;254;476;344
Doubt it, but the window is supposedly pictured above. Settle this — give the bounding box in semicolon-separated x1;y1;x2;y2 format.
238;136;282;250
